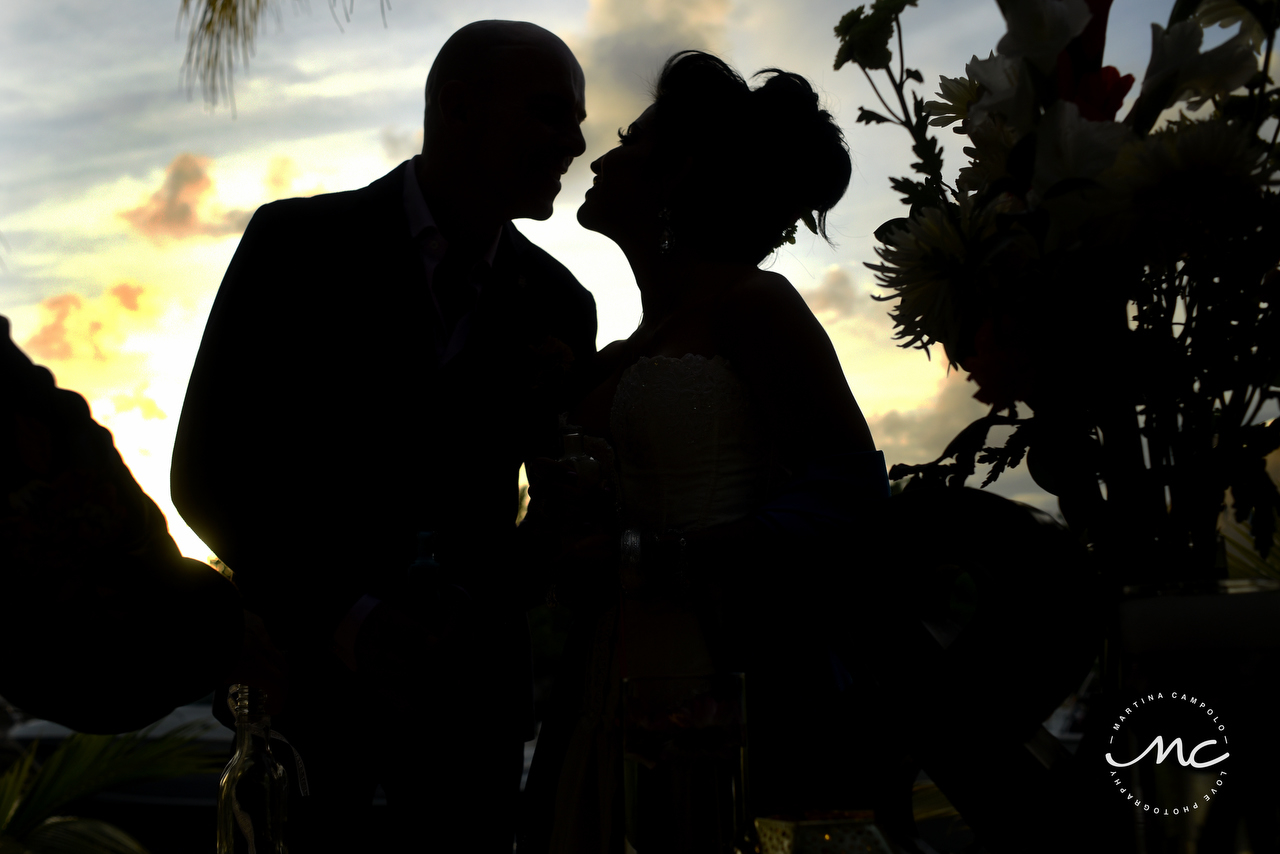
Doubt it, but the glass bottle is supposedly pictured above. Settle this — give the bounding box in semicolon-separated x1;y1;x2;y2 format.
218;684;288;854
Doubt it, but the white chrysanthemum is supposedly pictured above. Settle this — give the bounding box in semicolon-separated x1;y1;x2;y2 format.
868;198;1003;358
996;0;1092;74
924;74;980;128
1107;119;1267;194
1097;119;1267;251
958;115;1020;192
1140;21;1259;111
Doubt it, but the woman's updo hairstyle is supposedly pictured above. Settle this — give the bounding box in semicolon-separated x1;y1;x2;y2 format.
648;51;851;265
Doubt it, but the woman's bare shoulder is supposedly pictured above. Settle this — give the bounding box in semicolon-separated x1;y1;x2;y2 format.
720;269;816;330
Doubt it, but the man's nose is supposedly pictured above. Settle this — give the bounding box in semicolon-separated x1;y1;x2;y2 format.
566;122;586;159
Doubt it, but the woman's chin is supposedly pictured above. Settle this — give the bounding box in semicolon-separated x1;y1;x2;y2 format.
576;203;600;232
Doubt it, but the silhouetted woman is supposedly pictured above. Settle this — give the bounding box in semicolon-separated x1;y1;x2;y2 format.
520;51;891;853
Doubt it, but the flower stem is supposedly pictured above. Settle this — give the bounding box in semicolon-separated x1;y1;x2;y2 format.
860;66;904;125
897;14;906;90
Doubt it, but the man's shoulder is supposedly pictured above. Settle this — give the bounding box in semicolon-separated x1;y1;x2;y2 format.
505;223;594;312
245;166;403;238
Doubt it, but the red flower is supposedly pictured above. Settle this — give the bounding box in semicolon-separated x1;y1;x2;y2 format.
960;317;1038;409
1056;52;1136;121
1052;0;1133;122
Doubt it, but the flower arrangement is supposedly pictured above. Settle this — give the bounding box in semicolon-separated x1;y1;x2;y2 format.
835;0;1280;585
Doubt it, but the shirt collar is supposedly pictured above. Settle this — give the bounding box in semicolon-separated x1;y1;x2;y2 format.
403;156;501;266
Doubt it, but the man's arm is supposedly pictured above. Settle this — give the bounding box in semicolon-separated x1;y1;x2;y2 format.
171;202;369;647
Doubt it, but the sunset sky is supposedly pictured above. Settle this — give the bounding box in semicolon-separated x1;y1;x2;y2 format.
0;0;1254;561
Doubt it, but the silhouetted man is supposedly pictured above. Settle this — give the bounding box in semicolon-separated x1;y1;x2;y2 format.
171;21;594;852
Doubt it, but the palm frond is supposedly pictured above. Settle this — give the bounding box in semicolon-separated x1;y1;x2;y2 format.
179;0;275;113
178;0;392;112
0;743;38;834
21;817;149;854
3;724;222;840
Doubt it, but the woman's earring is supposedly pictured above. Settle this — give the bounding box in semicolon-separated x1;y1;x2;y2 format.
658;207;674;254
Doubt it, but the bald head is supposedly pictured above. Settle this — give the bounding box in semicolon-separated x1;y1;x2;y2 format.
424;21;580;130
417;20;587;222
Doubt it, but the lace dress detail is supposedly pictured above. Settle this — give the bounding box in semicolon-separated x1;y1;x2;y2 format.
609;354;773;533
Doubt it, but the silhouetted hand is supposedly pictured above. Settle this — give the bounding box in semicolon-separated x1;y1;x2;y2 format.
224;610;289;716
526;456;619;607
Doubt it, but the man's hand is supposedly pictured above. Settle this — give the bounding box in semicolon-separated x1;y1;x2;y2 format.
524;456;620;607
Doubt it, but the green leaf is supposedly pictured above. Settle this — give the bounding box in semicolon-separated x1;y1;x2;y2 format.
911;134;945;179
873;217;911;243
904;67;924;84
834;1;918;71
978;422;1034;488
0;746;38;834
888;176;938;210
22;817;149;854
856;107;894;125
4;724;221;840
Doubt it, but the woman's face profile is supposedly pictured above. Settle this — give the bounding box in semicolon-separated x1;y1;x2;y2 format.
577;106;662;243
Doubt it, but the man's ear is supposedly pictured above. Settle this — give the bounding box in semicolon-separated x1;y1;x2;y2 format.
436;79;477;130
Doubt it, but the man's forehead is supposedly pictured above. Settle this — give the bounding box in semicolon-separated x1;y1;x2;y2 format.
492;42;582;81
493;44;586;108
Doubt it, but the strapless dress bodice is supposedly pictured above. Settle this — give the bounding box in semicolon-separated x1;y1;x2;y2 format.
608;353;773;533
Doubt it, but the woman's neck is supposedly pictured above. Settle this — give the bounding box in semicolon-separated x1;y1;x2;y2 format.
623;246;756;325
632;257;690;321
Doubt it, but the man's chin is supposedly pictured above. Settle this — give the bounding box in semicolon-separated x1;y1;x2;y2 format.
511;197;558;222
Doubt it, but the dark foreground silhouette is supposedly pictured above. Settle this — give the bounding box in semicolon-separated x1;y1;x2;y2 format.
1;315;242;733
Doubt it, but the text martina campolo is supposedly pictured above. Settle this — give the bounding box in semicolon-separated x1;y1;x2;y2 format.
1106;691;1229;769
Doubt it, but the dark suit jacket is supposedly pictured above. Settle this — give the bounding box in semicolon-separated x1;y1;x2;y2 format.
170;165;596;728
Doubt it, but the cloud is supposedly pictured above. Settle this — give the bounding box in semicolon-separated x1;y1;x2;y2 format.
262;155;325;199
112;382;167;420
380;127;423;164
800;264;862;319
24;294;85;361
265;157;301;195
871;369;988;465
23;295;105;363
865;368;1053;511
119;154;253;242
16;281;164;372
109;283;144;311
567;0;731;179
